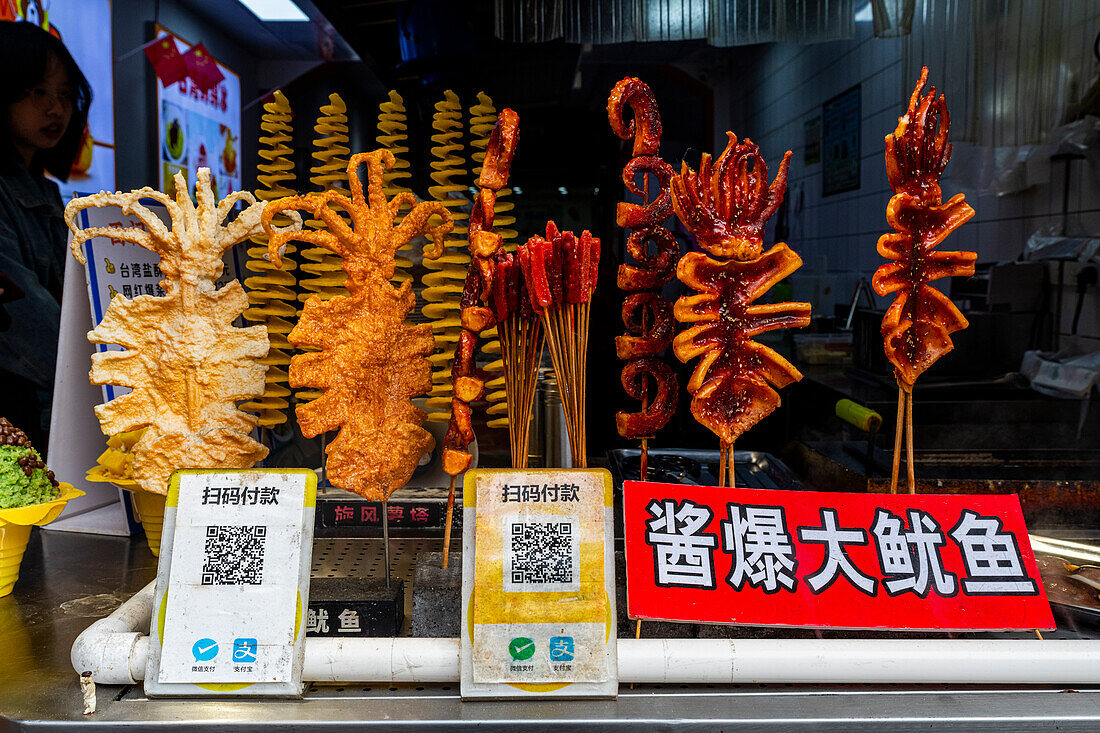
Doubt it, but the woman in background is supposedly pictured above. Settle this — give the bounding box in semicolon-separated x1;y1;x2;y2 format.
0;21;91;449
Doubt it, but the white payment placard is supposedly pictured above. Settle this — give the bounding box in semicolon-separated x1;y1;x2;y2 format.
460;469;617;700
145;469;316;698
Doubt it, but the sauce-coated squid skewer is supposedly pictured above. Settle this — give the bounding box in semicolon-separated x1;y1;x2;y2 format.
439;109;519;568
608;77;681;479
874;67;976;493
670;134;811;487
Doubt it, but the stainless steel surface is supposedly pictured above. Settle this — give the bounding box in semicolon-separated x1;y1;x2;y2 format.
541;374;565;468
527;366;548;467
5;530;1100;730
607;448;804;491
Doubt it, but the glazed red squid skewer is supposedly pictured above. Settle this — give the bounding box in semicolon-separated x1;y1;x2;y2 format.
874;67;976;494
670;133;811;488
439;109;519;568
608;77;681;481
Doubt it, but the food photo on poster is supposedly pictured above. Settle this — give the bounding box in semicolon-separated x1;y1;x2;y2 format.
3;0;1100;727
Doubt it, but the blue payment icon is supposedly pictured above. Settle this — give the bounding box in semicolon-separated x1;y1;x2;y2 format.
549;636;574;662
192;638;218;661
233;638;258;663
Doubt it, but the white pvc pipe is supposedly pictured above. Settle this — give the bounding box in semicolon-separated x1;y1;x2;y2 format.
616;638;1100;684
72;587;1100;685
304;638;460;683
70;580;156;685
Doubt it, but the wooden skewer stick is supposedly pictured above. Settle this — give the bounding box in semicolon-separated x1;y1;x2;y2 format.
639;382;651;481
568;304;579;465
441;474;456;569
727;445;735;489
890;386;905;494
382;499;391;589
570;307;583;466
579;301;590;468
719;446;728;488
905;388;916;494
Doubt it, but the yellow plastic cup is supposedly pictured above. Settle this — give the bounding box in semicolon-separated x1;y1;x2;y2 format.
0;524;31;597
85;469;167;557
0;483;84;597
129;489;168;557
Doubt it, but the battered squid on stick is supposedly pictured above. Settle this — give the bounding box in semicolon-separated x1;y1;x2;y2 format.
261;152;453;502
607;77;680;481
440;109;519;568
874;67;976;494
670;133;811;488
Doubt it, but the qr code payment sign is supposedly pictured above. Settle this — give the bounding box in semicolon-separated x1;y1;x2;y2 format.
201;525;266;585
503;515;580;592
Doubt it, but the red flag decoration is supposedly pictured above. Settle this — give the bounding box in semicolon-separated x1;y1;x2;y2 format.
181;42;224;93
143;36;187;87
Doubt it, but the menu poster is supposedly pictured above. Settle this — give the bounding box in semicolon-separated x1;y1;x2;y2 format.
154;28;241;202
822;84;860;196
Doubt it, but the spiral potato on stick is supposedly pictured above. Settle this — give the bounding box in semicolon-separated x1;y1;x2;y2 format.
242;90;297;427
421;91;471;422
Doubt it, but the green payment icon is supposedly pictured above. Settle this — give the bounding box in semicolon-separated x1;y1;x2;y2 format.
509;637;535;661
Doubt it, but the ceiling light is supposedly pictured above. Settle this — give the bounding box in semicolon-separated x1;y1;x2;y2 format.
512;185;523;195
558;186;568;195
237;0;309;22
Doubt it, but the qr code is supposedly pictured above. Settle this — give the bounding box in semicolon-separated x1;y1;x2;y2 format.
201;525;266;585
504;516;579;592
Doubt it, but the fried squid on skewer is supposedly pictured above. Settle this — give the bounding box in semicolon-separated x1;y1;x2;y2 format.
670;134;810;487
608;77;680;478
263;153;451;501
440;109;519;568
874;67;976;494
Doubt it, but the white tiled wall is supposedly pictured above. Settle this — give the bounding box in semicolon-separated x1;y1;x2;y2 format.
721;16;1100;341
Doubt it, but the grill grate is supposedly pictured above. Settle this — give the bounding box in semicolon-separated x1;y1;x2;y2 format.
310;537;441;585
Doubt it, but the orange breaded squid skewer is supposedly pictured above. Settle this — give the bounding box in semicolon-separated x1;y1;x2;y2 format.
261;151;453;502
874;66;976;494
670;134;810;487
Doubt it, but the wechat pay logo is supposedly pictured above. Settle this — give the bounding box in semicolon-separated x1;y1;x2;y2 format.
508;637;535;661
192;638;218;662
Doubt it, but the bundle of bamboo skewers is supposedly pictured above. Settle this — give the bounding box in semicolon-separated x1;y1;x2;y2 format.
518;222;600;468
489;249;544;468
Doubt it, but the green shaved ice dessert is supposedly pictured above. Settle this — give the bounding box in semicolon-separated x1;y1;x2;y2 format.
0;418;60;510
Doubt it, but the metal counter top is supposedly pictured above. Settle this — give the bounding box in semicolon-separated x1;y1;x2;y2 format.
3;529;1100;731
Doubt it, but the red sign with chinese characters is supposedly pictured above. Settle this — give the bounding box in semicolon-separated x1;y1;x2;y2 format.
623;482;1054;630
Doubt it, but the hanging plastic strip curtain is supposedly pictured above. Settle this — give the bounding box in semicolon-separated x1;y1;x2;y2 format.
870;0;915;38
495;0;854;46
902;0;1097;148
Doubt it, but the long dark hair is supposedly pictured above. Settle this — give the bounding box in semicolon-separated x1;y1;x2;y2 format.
0;21;92;181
